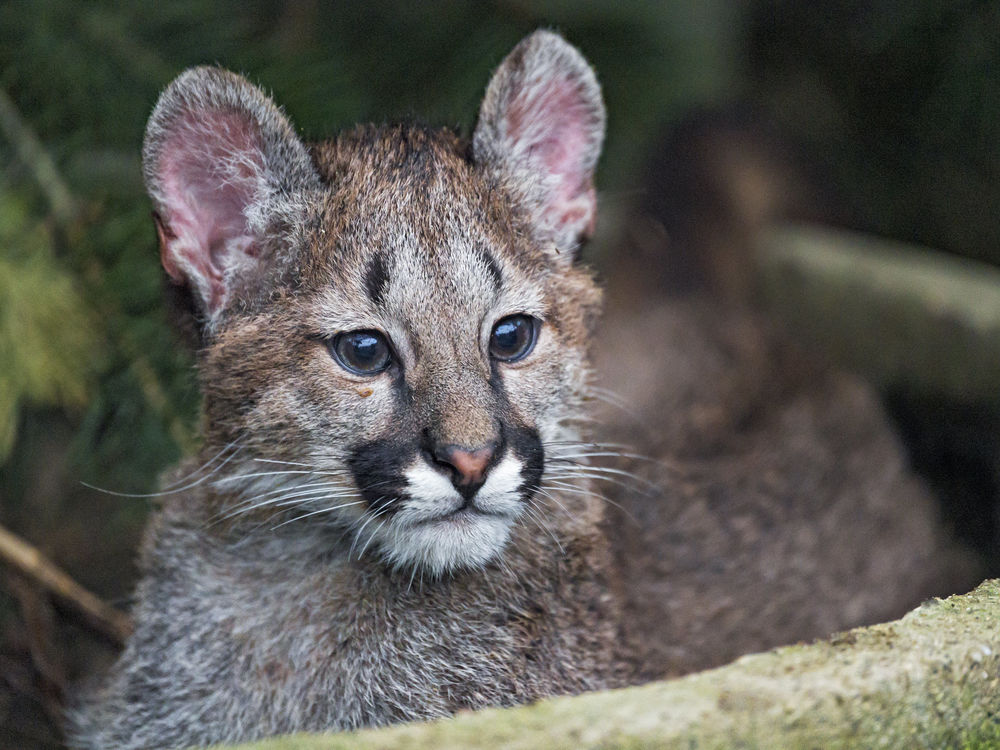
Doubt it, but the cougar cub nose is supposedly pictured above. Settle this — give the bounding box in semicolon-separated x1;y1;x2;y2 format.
428;442;498;497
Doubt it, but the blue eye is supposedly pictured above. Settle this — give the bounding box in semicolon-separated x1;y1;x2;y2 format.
489;315;539;362
330;330;392;375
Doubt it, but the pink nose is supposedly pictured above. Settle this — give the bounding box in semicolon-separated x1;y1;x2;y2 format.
435;444;496;487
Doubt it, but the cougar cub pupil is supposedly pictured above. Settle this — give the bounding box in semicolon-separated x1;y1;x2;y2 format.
329;330;392;374
490;314;539;362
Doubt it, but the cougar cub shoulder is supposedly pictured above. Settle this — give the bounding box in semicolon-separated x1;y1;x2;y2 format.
70;32;620;749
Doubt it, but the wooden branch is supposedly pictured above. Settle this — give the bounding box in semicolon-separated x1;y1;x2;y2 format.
224;579;1000;749
0;523;132;646
759;223;1000;405
4;572;67;724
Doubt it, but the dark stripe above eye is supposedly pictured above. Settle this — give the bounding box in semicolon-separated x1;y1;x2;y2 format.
477;246;503;293
364;253;390;308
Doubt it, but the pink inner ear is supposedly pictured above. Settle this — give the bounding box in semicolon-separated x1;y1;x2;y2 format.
506;77;597;238
157;111;264;313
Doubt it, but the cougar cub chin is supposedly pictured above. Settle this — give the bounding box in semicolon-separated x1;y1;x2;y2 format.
70;31;621;749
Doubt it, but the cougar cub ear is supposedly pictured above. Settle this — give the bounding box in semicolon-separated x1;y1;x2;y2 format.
142;67;320;329
473;30;605;258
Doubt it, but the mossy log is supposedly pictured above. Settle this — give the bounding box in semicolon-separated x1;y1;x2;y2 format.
221;580;1000;750
759;224;1000;406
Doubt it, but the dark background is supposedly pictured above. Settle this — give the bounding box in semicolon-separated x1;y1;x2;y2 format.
1;1;997;746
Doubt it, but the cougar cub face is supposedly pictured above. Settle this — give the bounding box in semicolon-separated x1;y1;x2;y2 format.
143;32;604;574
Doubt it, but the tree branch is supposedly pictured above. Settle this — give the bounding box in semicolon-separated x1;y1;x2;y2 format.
0;523;131;647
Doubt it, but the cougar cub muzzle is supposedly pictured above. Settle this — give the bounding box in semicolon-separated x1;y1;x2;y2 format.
344;417;543;574
423;438;501;500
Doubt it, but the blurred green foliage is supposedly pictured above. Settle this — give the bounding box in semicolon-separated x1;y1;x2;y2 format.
0;191;100;458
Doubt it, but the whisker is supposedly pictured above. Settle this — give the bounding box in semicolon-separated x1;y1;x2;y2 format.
251;457;347;470
355;519;386;560
349;500;390;560
213;468;347;486
161;440;243;490
269;489;361;507
217;485;360;522
542;439;639;452
269;500;367;530
587;384;633;409
523;502;565;554
547;464;659;488
538;480;601;499
528;485;574;520
543;476;652;504
81;444;244;498
540;479;638;523
407;560;419;592
547;451;659;464
234;480;346;502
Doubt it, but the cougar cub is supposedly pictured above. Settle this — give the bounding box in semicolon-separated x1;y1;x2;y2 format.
71;30;978;750
71;31;620;749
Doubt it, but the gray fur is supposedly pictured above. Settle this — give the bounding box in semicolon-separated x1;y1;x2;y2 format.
593;195;984;683
70;495;618;747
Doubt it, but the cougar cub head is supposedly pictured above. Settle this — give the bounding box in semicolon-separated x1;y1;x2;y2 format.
143;31;604;575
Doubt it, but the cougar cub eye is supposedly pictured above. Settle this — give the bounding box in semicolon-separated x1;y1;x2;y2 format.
329;330;392;375
489;314;539;362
